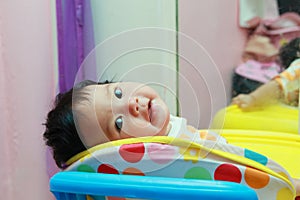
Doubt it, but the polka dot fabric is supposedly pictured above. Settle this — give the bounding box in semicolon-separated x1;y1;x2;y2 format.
65;136;296;200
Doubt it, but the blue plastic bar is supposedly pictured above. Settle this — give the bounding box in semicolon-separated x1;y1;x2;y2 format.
50;172;258;200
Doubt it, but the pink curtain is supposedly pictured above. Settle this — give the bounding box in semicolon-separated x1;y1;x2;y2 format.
0;1;56;199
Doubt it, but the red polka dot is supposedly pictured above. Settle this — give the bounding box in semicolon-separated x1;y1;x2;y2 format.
107;197;126;200
214;164;242;183
119;143;145;163
97;164;119;174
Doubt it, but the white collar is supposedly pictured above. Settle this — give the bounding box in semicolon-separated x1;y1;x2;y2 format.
167;115;187;138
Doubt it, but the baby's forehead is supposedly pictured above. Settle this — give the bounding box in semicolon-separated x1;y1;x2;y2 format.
81;85;104;100
84;84;99;92
72;85;98;111
75;103;109;147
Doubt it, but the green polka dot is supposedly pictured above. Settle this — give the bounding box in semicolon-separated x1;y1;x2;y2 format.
77;164;95;172
184;167;212;180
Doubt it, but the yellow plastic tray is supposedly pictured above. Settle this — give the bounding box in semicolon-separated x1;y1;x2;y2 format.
212;104;298;134
218;129;300;179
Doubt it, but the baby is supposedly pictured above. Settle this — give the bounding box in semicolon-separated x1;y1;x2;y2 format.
43;80;223;169
232;37;300;109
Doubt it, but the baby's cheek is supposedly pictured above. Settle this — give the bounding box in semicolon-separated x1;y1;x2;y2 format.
159;115;171;136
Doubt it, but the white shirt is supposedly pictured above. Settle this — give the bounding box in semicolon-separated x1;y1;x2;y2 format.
167;115;227;144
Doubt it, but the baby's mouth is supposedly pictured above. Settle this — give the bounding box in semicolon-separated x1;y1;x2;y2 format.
148;100;153;122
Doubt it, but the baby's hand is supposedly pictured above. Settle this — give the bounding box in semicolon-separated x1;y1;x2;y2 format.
231;94;257;110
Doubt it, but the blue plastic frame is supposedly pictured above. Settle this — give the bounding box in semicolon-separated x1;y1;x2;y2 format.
50;172;258;200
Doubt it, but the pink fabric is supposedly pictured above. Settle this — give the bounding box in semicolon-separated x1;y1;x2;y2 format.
0;1;56;199
245;12;300;48
235;60;281;83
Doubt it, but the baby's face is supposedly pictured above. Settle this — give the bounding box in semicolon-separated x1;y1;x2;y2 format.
78;82;170;147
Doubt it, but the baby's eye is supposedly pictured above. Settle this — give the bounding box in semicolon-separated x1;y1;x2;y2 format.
115;116;123;132
114;87;122;99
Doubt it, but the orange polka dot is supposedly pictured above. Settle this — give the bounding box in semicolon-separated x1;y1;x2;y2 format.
199;131;208;139
281;71;294;81
244;167;270;189
199;131;216;141
187;125;197;133
122;167;145;176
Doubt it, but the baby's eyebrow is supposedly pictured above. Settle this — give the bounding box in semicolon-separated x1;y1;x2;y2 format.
105;84;110;97
103;84;116;139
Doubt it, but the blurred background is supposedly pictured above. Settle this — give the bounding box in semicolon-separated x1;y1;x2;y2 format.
0;0;299;199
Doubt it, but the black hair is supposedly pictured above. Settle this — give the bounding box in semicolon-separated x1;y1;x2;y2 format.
43;80;110;168
279;37;300;69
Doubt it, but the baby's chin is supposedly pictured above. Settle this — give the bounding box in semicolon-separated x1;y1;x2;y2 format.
155;119;171;137
162;123;172;136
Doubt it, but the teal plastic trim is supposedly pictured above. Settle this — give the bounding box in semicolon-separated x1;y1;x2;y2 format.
50;172;258;200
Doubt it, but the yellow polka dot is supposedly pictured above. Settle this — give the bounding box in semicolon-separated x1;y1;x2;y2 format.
276;187;294;200
244;167;270;189
179;147;205;163
277;171;290;180
86;195;94;200
279;38;288;47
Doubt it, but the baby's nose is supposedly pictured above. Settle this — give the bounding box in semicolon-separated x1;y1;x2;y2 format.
129;97;148;116
129;97;139;116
